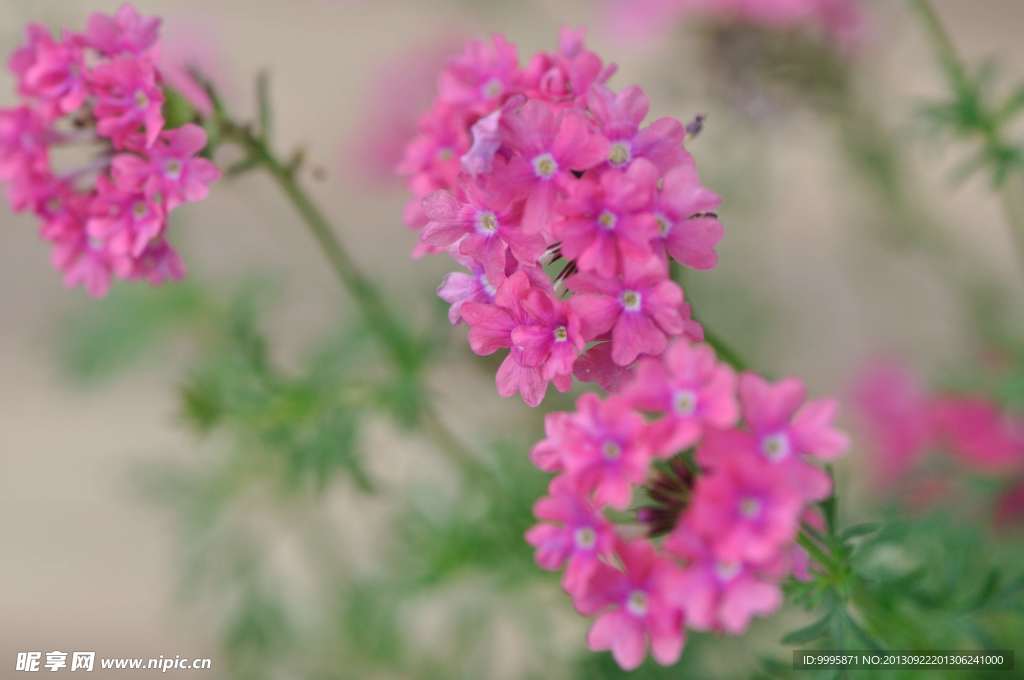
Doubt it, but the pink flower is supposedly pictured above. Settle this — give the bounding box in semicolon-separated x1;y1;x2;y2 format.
85;4;161;56
650;160;723;270
568;257;695;366
86;176;165;257
436;249;508;324
520;28;613;105
439;34;520;113
551;393;653;509
665;524;783;634
88;55;165;149
526;475;616;595
510;287;585;389
931;397;1024;473
498;100;609;233
739;373;849;462
686;445;805;563
624;340;738;453
461;271;566;406
1;7;218;296
587;84;689;172
420;175;545;265
574;539;686;670
112;124;221;209
573;341;635;392
553;159;659;277
10;26;89;116
852;360;933;480
0;106;52;182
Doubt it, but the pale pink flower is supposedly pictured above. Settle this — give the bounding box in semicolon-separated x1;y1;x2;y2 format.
574;539;686;670
436;249;507;324
86;176;165;257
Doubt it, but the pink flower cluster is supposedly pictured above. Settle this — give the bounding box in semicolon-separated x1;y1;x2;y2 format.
606;0;863;48
399;30;722;406
0;5;221;296
854;360;1024;524
527;340;848;669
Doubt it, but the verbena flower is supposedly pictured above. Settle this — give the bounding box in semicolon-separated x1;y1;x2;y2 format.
0;4;221;296
522;340;847;669
399;28;720;406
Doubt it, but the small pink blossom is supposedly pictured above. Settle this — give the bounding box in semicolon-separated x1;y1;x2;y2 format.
625;340;739;453
86;176;165;257
498;100;609;233
574;539;686;670
85;4;161;56
651;160;723;270
587;84;690;172
436;249;508;324
568;257;696;366
439;34;520;113
739;372;849;463
88;55;165;149
553;158;659;277
931;397;1024;473
112;124;221;209
551;393;653;510
687;444;805;563
526;475;616;595
665;524;783;634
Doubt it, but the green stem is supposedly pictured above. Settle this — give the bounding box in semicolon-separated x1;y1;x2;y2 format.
216;118;490;484
909;0;1024;271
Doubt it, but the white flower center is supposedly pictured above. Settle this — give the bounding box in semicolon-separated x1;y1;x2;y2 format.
478;273;497;298
655;212;673;237
740;497;762;519
602;440;622;460
714;561;741;582
597;210;617;231
553;325;568;342
481;77;504;99
134;89;150;109
626;590;648;616
531;152;559;180
620;290;642;312
164;159;183;180
436;147;454;161
761;432;791;462
673;389;698;416
608;141;632;167
132;201;148;218
475;210;499;235
574;526;597;550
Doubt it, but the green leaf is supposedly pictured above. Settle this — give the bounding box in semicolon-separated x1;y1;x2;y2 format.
840;523;880;542
163;86;198;129
781;612;833;645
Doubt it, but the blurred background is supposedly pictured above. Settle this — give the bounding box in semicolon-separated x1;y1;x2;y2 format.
2;0;1023;677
